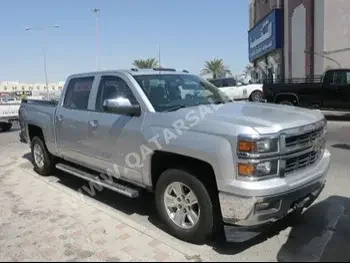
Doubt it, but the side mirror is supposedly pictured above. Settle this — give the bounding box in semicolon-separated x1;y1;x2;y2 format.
102;97;141;116
237;82;242;86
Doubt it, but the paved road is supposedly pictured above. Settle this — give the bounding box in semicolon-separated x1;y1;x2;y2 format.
1;121;350;262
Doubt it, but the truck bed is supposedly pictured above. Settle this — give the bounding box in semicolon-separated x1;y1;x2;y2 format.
19;99;58;146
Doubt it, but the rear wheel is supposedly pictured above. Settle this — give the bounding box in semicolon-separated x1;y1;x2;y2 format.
155;169;217;244
31;136;55;176
250;90;263;102
0;123;12;132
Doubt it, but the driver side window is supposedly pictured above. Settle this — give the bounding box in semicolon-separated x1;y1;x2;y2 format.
95;76;139;112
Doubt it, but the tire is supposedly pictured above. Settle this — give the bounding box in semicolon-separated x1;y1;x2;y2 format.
155;169;217;244
31;136;55;176
278;100;294;106
250;90;263;102
287;207;304;225
0;123;12;132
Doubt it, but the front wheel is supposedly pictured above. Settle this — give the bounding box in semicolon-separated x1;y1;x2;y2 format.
0;123;12;132
155;169;217;244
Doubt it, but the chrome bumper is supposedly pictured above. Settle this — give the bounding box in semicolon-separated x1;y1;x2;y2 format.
219;149;331;228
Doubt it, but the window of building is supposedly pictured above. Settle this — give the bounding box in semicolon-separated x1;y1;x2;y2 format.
95;76;138;112
63;77;94;110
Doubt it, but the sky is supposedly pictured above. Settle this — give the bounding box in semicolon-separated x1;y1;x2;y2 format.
0;0;249;83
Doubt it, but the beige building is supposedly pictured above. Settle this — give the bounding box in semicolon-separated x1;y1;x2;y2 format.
249;0;350;82
0;81;65;94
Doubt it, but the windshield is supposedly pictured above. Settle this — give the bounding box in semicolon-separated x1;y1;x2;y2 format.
133;74;230;112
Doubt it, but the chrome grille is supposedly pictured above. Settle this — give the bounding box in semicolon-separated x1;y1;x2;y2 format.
285;127;323;149
284;147;324;174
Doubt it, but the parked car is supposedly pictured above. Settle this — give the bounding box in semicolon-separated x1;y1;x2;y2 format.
209;77;263;102
0;97;20;132
19;68;330;244
262;68;350;111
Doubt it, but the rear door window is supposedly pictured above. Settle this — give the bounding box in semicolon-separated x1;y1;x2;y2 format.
63;77;94;110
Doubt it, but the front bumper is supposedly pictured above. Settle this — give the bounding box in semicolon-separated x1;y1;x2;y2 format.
218;149;330;241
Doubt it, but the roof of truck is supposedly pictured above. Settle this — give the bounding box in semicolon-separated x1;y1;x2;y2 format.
68;68;191;79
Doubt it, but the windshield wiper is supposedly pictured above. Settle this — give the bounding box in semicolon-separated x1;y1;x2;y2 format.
163;105;187;112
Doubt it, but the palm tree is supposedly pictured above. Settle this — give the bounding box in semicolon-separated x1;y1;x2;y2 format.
243;63;254;78
132;58;159;69
200;58;232;79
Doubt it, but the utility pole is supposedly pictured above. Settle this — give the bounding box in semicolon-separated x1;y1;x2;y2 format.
25;25;60;100
92;8;101;71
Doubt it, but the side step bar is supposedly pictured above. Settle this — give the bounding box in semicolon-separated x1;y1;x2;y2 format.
55;163;140;198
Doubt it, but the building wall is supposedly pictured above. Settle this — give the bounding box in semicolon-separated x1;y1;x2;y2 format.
286;0;314;78
323;0;350;70
314;0;325;75
0;81;65;94
253;0;283;25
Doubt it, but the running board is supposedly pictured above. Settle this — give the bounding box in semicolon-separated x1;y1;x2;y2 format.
55;163;140;198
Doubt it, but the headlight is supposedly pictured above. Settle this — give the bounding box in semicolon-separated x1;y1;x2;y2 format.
237;137;279;154
237;160;279;179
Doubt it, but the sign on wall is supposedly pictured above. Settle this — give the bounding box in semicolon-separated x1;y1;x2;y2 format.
248;9;284;62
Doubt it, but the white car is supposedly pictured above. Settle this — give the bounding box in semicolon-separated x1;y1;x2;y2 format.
0;97;20;132
209;78;263;102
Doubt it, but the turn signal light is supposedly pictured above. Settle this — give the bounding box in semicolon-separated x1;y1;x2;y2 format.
238;163;256;176
238;141;256;152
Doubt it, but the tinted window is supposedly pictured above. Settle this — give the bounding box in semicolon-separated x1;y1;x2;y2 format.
95;76;139;112
222;78;237;87
331;71;350;85
209;79;223;87
63;77;94;110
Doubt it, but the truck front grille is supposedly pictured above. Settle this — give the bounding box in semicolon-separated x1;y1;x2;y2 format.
285;127;323;149
284;147;324;175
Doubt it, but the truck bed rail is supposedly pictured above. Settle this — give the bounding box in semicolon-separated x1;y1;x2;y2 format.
21;99;58;106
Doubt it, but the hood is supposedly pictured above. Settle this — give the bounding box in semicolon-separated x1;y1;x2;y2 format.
162;101;325;135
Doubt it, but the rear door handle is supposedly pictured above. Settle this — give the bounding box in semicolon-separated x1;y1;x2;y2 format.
57;115;64;122
88;120;98;128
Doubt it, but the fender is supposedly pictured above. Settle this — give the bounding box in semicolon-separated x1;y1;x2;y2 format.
140;127;235;190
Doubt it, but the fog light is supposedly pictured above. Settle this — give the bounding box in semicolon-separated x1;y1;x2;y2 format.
255;200;281;213
256;162;272;174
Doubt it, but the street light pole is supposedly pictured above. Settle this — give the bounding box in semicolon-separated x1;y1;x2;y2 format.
25;25;59;100
92;8;100;71
305;50;341;68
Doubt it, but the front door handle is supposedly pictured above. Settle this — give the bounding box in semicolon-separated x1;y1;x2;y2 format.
57;115;64;122
88;120;98;128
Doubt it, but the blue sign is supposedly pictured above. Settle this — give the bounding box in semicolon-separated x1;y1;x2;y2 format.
248;9;284;62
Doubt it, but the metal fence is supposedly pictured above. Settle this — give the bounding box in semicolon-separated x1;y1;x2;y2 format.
253;75;324;84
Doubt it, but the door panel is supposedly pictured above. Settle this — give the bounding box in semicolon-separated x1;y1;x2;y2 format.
55;76;95;163
55;107;90;162
84;75;144;185
86;111;144;184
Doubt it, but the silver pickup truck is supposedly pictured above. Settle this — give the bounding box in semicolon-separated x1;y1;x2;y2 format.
19;68;331;244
